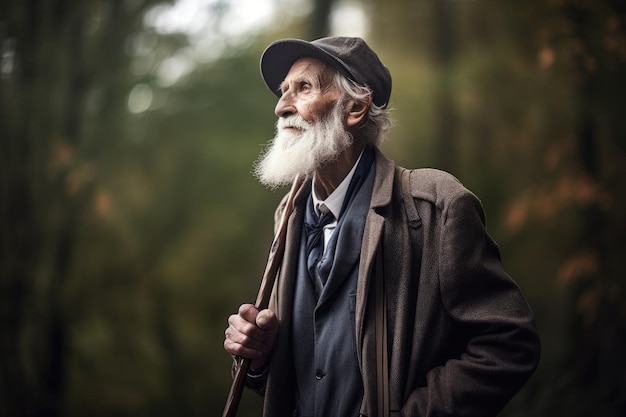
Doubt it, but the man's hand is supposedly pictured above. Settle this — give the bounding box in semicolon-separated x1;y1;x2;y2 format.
224;304;278;371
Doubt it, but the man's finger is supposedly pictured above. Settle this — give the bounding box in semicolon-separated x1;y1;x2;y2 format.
238;303;259;323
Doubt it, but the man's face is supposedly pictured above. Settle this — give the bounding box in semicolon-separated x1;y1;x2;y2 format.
254;58;353;188
274;57;340;123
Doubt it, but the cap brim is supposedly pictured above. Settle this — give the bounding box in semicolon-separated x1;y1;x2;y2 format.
260;39;354;98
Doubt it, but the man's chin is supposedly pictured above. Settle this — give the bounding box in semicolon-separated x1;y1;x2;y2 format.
275;130;303;148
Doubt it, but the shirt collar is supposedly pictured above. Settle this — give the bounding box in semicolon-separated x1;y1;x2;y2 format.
312;149;364;219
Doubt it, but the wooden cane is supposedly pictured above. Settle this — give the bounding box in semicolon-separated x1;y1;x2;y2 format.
222;176;305;417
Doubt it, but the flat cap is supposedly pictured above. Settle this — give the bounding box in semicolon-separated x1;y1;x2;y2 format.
260;36;392;108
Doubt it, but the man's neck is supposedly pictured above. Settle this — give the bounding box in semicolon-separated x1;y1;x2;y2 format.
313;141;364;200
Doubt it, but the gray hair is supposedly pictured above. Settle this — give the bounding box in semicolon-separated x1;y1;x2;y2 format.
332;72;393;147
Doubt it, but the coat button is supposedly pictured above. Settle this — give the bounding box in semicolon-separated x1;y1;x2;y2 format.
315;369;326;380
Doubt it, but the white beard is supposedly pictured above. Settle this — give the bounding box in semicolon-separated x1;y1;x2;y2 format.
253;101;353;189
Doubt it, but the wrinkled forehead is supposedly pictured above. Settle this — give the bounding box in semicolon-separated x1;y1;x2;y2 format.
279;57;337;91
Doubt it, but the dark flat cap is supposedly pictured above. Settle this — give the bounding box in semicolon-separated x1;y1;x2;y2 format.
260;36;392;108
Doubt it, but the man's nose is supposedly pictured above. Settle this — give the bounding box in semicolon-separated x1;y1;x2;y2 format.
274;93;296;118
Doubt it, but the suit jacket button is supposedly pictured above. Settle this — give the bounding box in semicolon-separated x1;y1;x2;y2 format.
315;369;325;380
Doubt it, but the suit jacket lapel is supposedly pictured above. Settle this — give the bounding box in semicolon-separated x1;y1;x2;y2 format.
317;201;368;305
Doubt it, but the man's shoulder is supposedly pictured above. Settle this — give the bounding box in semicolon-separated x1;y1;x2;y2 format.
396;166;478;209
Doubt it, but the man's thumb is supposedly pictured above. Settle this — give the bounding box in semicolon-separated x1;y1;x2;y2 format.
256;311;274;329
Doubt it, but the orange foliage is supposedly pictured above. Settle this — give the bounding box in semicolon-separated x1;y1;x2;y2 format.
556;250;599;288
505;174;612;234
93;188;113;219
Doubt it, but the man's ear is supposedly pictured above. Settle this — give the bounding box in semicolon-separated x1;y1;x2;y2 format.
345;96;372;128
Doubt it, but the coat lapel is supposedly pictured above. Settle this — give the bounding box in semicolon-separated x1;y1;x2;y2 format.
355;149;396;365
273;180;310;324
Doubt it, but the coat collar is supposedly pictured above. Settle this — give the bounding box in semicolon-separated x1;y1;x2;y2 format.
370;147;396;211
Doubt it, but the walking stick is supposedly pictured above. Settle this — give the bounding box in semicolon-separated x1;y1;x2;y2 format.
222;176;305;417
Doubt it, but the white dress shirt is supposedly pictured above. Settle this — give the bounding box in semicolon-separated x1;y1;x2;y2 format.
311;150;364;250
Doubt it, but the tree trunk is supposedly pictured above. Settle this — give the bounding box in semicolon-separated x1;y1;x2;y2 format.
310;0;335;39
432;0;459;174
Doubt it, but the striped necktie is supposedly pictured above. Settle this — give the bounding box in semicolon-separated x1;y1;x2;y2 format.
304;202;335;286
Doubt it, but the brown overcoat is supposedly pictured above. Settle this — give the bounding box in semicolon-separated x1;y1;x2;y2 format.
260;148;540;417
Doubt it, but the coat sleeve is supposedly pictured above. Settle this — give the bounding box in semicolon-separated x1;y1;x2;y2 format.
403;190;540;417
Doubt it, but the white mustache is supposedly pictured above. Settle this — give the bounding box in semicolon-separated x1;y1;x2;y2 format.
277;115;311;131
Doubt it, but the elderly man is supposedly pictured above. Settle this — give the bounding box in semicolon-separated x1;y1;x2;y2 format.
224;37;540;417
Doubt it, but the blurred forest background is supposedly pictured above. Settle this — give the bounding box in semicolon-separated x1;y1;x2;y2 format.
1;0;625;416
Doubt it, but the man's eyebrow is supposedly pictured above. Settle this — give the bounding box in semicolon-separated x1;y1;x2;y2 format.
279;75;316;92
